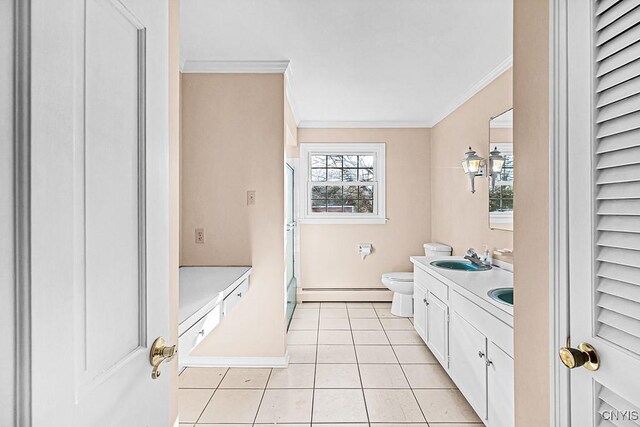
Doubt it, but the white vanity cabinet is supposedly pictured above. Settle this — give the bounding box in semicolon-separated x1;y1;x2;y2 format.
450;311;488;419
178;267;252;368
414;270;450;368
411;257;514;427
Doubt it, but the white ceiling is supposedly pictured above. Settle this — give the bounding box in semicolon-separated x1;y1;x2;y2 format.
180;0;513;127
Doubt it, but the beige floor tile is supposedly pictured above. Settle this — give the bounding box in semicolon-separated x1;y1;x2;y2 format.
319;317;351;330
320;308;349;318
355;345;398;364
393;345;437;364
317;344;357;363
218;368;271;389
178;424;194;427
346;302;374;308
287;330;318;345
409;317;415;324
289;318;319;330
198;389;263;423
364;389;425;423
297;302;320;309
374;307;398;318
352;330;390;345
359;364;410;388
373;302;392;308
255;388;313;423
312;389;368;422
288;345;317;364
413;389;481;423
315;364;361;388
293;309;320;320
386;330;424;345
312;424;368;427
318;330;353;345
380;318;415;330
255;425;309;427
370;424;428;427
178;367;228;389
178;388;214;423
348;307;378;318
267;364;315;389
427;424;483;427
349;318;383;330
321;302;347;308
402;364;456;388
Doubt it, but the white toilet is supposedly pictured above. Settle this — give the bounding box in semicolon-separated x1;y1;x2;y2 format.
382;243;452;317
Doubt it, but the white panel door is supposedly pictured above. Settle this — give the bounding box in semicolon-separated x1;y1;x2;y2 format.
450;312;487;420
414;282;428;341
426;292;449;368
566;0;640;425
30;0;170;425
487;341;514;427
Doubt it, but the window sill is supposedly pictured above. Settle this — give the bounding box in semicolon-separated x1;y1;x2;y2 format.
298;217;388;225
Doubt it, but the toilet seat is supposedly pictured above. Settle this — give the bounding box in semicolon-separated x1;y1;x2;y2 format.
381;272;414;282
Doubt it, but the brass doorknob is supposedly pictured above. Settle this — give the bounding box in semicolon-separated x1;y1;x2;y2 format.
150;337;177;379
559;342;600;371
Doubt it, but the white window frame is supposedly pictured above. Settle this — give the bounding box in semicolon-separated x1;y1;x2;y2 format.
298;143;386;225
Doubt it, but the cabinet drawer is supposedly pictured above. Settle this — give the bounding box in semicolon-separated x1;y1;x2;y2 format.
223;278;249;317
178;303;223;363
415;267;449;303
451;290;513;356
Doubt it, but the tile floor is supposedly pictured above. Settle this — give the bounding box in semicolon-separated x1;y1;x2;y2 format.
179;302;482;427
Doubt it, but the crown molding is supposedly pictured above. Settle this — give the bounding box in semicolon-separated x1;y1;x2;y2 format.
298;120;431;129
284;65;301;126
180;59;290;73
429;55;513;127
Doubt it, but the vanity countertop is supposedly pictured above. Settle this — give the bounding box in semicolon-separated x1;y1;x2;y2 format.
179;266;252;333
410;256;513;325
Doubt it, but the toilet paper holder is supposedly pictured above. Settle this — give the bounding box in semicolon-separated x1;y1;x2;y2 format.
357;243;373;260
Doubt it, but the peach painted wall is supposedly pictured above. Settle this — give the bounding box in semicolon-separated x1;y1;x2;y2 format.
181;73;286;357
296;128;431;291
430;69;514;256
513;0;550;424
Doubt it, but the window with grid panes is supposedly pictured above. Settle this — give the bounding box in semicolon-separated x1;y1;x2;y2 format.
299;143;386;224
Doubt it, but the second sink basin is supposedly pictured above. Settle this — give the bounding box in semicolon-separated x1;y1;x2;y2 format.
488;288;513;306
430;260;492;271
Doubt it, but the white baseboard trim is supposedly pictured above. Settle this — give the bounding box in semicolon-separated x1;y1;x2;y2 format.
297;288;393;302
181;352;290;368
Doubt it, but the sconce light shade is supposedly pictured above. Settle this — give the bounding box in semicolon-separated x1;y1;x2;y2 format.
488;146;506;189
461;147;485;193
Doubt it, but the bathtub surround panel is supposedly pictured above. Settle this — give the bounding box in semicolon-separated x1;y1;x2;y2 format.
430;69;513;256
181;73;286;357
296;128;431;298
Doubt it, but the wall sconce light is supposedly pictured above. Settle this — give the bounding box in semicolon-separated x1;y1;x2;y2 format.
461;147;485;193
488;146;506;190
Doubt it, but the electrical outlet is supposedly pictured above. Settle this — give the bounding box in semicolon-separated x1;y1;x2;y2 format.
195;228;205;244
247;190;256;205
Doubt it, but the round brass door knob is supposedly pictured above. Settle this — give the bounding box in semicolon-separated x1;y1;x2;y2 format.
559;342;600;371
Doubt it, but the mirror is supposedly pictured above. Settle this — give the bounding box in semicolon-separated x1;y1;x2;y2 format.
489;109;513;231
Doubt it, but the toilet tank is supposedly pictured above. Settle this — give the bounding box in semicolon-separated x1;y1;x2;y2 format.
424;242;452;257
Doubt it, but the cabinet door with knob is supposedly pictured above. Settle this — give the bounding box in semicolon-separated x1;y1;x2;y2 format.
426;293;449;368
413;281;428;341
487;341;514;427
450;311;487;420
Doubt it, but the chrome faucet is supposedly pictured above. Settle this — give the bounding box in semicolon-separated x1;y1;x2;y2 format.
464;248;485;266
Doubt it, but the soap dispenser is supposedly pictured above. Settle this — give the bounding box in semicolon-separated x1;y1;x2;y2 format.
483;245;493;265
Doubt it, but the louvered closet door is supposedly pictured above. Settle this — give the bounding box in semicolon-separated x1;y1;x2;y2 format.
567;0;640;425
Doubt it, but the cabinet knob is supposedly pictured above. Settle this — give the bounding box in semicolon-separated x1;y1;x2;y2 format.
486;359;493;367
198;329;205;336
237;292;242;297
423;297;427;304
478;351;485;359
